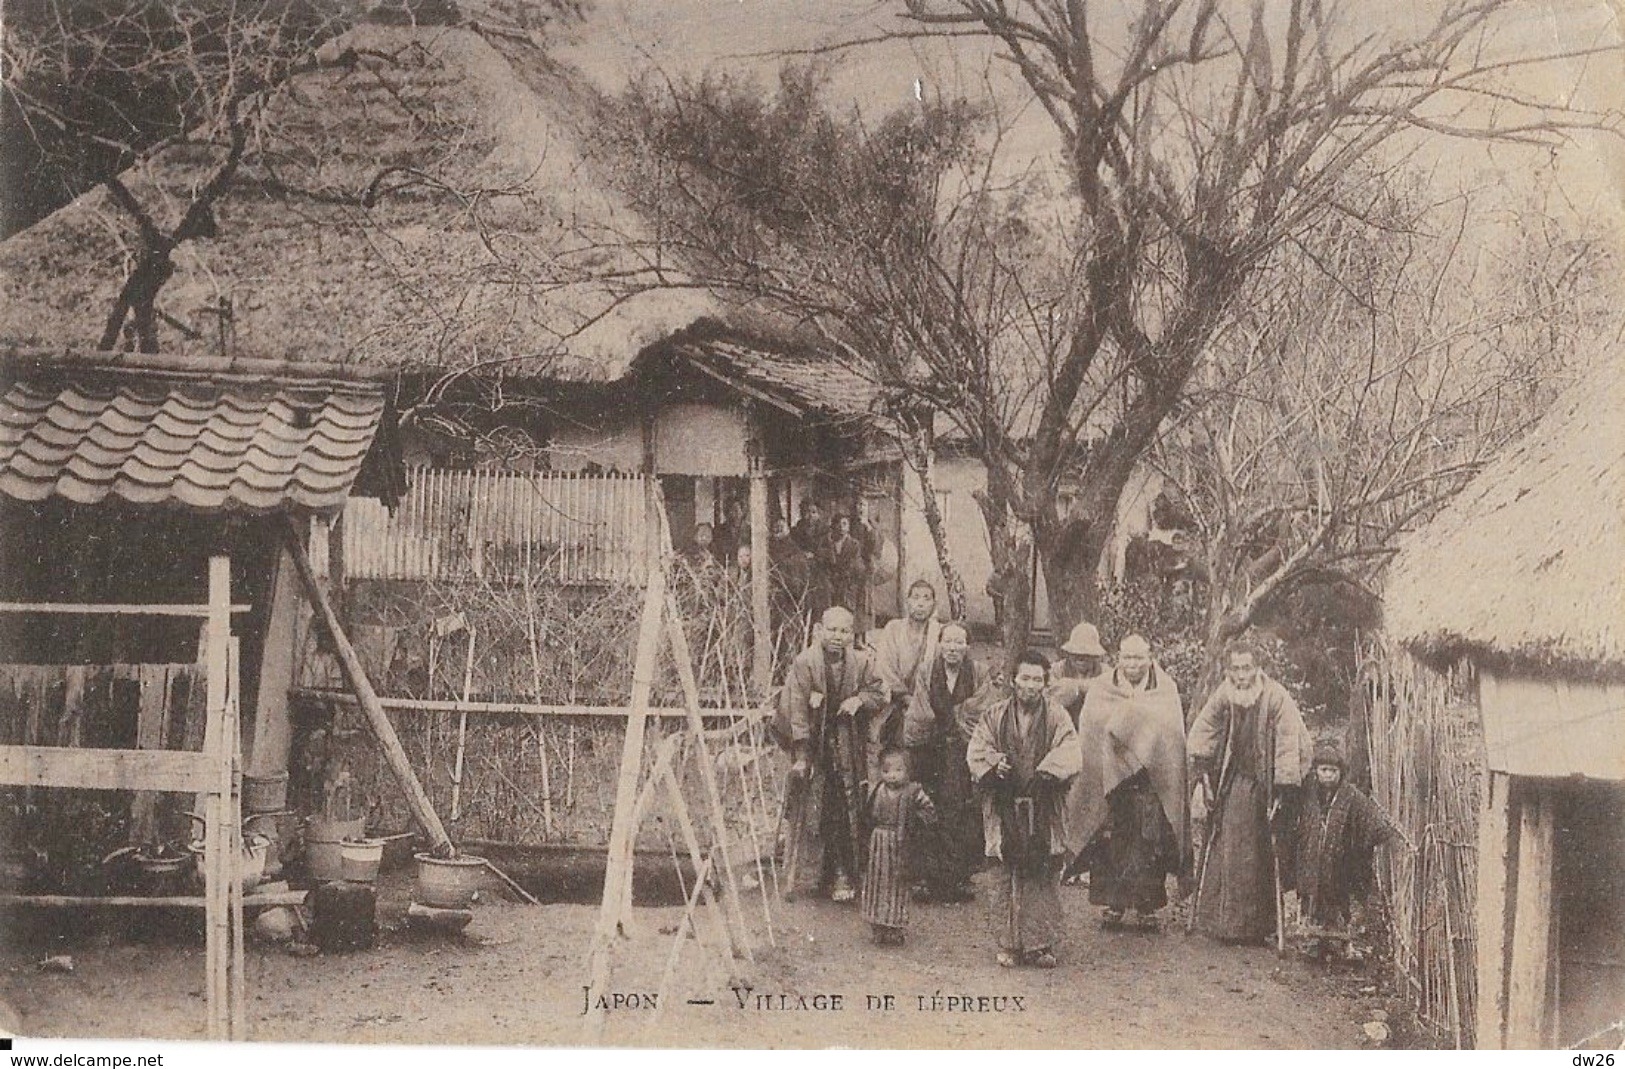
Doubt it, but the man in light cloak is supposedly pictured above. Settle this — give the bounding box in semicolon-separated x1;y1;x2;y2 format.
1186;639;1313;944
1064;634;1188;929
967;650;1082;968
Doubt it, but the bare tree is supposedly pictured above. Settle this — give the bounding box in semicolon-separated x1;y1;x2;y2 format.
1;0;588;356
1152;184;1619;679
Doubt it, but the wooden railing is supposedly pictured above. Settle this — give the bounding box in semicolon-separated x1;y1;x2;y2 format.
343;467;649;585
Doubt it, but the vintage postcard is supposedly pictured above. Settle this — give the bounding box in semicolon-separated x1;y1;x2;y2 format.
0;0;1620;1054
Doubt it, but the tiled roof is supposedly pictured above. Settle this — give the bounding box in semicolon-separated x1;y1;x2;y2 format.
0;357;389;513
665;331;882;422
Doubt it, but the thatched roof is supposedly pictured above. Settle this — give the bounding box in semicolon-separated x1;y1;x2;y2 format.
1384;356;1625;677
0;16;709;375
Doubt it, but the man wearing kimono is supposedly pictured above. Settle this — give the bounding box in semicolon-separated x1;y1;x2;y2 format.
782;606;888;902
1187;640;1313;944
902;621;994;902
1065;634;1188;930
872;580;942;777
1293;740;1403;961
967;650;1083;968
1049;621;1106;724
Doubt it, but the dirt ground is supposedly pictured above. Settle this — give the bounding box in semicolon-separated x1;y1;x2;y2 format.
0;867;1410;1049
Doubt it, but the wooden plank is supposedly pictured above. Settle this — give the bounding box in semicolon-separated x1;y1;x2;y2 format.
1475;771;1515;1049
0;602;251;616
247;547;299;777
0;890;306;908
0;745;219;791
130;663;170;843
1506;785;1556;1048
287;687;770;721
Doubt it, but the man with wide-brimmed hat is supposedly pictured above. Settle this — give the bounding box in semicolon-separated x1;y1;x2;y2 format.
1292;738;1403;961
1049;621;1107;724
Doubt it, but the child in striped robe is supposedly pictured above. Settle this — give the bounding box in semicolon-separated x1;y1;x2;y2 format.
860;747;937;946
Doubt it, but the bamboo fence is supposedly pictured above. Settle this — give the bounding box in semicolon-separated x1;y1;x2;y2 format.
1359;635;1485;1047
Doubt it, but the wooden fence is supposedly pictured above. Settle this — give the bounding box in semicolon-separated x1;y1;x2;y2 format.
343;468;649;585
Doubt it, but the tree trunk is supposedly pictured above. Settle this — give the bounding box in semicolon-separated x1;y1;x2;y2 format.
975;490;1034;673
901;436;968;620
1035;513;1109;642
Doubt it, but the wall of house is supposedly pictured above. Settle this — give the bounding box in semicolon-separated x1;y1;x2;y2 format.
547;401;752;477
898;455;1164;634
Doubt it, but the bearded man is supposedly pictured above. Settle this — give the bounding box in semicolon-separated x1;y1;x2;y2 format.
967;650;1082;968
1186;640;1313;944
1066;634;1188;930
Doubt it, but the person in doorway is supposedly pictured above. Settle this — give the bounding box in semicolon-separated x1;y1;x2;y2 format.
767;516;812;653
792;501;833;624
1066;634;1188;930
714;497;747;567
780;606;888;902
859;747;937;946
827;514;868;632
903;621;993;903
1293;740;1403;962
968;650;1082;968
1050;621;1107;724
1186;639;1313;944
873;581;942;769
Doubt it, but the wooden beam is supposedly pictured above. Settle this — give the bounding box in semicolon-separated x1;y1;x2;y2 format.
1475;771;1515;1049
0;891;308;908
583;544;669;1042
1506;784;1556;1049
0;745;218;792
748;460;772;694
0;602;251;616
282;517;453;854
247;545;300;777
288;687;770;722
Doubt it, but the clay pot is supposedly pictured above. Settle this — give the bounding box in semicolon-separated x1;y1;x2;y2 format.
413;853;486;909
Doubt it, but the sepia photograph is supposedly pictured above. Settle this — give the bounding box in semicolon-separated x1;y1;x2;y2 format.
0;0;1620;1053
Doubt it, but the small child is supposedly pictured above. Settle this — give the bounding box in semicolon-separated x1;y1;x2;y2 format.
1294;740;1405;962
860;746;937;946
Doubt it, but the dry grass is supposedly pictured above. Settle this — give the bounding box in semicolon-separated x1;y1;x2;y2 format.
1359;635;1484;1048
304;564;790;858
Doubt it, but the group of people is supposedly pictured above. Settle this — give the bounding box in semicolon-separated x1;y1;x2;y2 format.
774;582;1403;970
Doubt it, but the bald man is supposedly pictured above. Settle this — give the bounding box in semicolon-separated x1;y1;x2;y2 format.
1065;633;1188;930
780;606;888;901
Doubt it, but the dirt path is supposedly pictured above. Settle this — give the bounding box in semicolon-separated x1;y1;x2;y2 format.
1;873;1395;1048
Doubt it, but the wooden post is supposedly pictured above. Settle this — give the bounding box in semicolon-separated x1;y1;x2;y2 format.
281;517;453;853
582;545;668;1042
247;544;300;776
1475;771;1516;1049
748;454;772;698
202;556;232;1042
1506;783;1557;1048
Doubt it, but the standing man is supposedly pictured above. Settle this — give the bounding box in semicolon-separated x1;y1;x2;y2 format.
967;651;1082;968
1066;634;1188;930
903;621;992;903
872;580;942;775
1187;639;1313;944
781;606;888;902
1050;621;1107;724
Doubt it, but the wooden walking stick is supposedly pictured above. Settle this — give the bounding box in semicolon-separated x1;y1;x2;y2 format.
1270;798;1288;956
1186;722;1236;935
